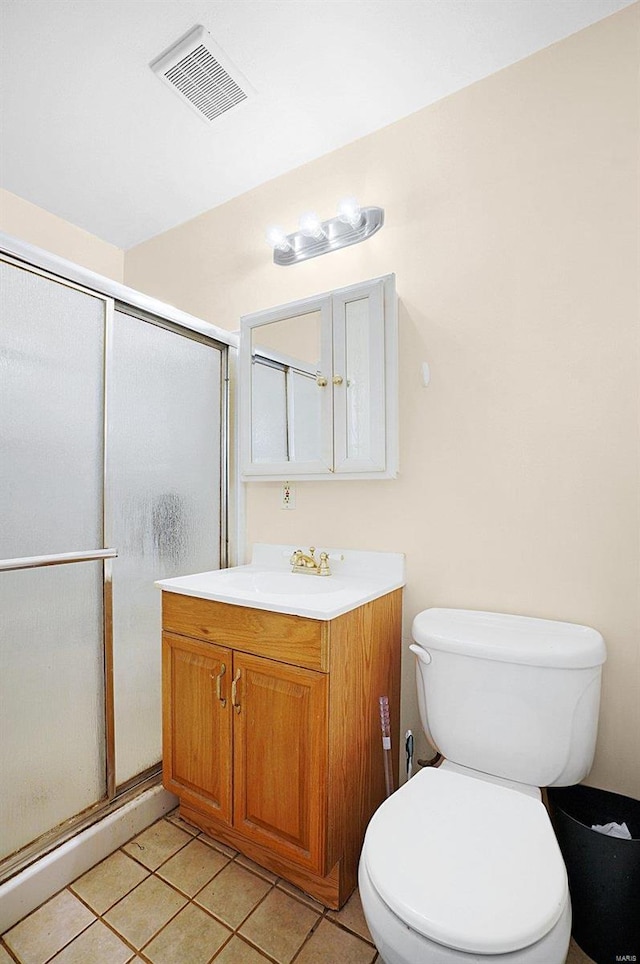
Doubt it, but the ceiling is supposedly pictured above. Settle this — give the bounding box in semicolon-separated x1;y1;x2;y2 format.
0;0;634;250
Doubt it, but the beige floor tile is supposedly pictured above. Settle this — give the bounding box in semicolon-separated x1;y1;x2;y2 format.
4;890;95;964
142;903;231;964
275;880;324;913
156;837;230;897
70;851;149;915
293;918;376;964
122;819;191;870
234;855;278;883
0;946;15;963
213;936;274;963
200;835;239;859
239;888;319;964
567;938;596;963
195;862;272;930
48;920;134;964
326;888;373;943
103;876;186;949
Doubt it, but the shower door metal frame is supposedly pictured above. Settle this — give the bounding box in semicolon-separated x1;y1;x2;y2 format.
0;248;232;882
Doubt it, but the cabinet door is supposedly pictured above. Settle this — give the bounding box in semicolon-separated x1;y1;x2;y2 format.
242;296;333;477
332;279;386;473
232;652;328;873
162;632;232;825
240;273;398;481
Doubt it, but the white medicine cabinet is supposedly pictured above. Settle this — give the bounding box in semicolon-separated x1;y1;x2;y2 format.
239;274;398;480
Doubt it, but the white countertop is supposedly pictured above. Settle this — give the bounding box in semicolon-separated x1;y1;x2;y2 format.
155;544;405;619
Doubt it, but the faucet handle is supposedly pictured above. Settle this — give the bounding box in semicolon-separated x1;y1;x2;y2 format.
318;551;331;576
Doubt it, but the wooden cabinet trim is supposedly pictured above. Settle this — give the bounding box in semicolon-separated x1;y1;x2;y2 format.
162;592;329;671
326;589;403;895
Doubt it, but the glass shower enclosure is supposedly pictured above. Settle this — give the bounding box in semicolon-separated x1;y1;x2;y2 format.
0;256;227;879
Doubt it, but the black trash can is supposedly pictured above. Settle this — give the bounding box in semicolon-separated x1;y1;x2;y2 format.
547;785;640;964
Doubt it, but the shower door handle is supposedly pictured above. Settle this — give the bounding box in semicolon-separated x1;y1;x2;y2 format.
0;548;118;572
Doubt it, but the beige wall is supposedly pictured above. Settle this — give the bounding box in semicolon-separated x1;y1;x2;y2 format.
127;6;639;796
0;188;124;282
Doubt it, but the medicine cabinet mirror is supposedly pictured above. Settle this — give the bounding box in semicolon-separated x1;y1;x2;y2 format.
239;274;397;480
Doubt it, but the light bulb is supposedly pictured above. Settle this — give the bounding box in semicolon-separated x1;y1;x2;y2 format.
298;211;325;239
265;225;292;251
337;196;362;229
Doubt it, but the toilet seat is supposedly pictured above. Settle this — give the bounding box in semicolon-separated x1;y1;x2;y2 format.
362;766;568;956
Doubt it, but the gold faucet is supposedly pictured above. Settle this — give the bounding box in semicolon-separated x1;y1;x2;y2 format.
289;547;331;576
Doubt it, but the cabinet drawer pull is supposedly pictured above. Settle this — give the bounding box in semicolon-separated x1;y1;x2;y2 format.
212;662;226;707
231;668;242;714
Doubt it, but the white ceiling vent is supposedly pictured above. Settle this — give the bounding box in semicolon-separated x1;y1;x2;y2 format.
150;25;255;123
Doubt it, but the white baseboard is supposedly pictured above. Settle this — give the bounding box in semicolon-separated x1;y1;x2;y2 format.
0;785;178;933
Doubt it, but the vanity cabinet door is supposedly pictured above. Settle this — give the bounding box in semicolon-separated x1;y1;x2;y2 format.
231;651;328;874
162;632;233;826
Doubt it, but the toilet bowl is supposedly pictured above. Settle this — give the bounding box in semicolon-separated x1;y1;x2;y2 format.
358;608;605;964
359;763;572;964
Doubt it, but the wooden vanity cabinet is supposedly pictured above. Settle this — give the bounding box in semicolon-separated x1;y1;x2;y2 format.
161;588;402;908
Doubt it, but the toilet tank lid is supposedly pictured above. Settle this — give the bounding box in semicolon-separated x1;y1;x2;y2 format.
411;608;606;668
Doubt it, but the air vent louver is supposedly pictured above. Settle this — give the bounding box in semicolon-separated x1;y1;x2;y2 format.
151;25;254;123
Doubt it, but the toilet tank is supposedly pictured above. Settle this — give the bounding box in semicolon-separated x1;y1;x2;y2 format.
411;609;606;788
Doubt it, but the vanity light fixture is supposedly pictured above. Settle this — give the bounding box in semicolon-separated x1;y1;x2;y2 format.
336;196;363;229
266;197;384;266
265;226;292;252
298;211;326;240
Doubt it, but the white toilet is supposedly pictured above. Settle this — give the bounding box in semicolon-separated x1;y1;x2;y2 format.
359;608;606;964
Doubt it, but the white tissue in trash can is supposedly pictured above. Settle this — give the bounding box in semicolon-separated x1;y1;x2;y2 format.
590;821;632;839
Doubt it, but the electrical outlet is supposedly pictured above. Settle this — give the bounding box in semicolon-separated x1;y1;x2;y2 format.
281;481;296;510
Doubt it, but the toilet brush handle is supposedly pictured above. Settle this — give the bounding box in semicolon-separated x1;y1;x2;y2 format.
379;696;394;797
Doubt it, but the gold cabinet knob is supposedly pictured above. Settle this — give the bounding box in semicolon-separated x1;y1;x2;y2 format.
316;375;328;387
332;375;344;385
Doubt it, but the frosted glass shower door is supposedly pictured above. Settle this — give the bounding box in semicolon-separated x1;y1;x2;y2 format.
0;564;106;857
0;257;227;872
0;260;108;861
109;310;223;786
0;261;105;557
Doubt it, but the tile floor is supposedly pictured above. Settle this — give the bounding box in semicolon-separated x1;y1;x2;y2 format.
1;811;379;964
0;811;596;964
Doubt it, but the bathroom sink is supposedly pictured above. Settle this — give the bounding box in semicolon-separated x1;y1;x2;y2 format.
156;544;405;619
255;572;343;595
216;569;343;595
